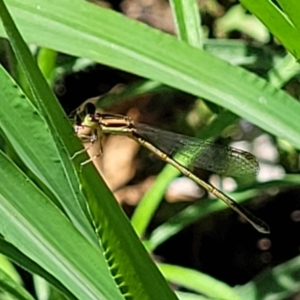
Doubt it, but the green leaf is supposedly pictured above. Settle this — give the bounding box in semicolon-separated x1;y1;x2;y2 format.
159;264;242;300
37;48;58;83
266;53;300;87
170;0;203;47
0;2;179;299
240;0;300;59
0;237;75;299
0;0;97;245
0;0;300;150
276;0;300;33
0;151;123;300
0;266;35;300
0;254;21;284
131;164;180;237
0;64;96;245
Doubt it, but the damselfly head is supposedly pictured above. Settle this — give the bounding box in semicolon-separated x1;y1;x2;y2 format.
70;102;97;125
71;102;101;144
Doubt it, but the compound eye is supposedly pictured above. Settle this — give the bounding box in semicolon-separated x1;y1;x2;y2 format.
83;102;96;115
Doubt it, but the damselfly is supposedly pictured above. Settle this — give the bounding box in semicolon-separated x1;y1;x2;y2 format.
72;103;269;234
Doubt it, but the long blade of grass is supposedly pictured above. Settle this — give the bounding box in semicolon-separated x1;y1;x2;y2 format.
0;237;75;299
0;151;124;300
240;0;300;59
0;266;35;300
0;64;96;244
170;0;203;47
0;1;300;149
0;0;98;245
158;264;242;300
275;0;300;33
0;2;180;299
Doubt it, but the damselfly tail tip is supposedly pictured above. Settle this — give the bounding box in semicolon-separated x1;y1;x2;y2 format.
255;222;270;234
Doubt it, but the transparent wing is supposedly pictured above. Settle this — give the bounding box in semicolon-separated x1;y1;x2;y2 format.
135;123;259;177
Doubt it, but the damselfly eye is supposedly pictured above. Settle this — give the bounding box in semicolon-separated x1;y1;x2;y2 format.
83;102;96;115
